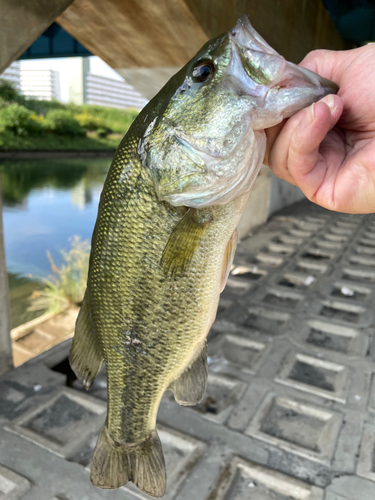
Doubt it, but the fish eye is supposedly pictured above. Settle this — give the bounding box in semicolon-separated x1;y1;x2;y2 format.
192;60;215;83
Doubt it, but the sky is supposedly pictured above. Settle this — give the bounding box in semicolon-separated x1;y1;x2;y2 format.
20;56;123;102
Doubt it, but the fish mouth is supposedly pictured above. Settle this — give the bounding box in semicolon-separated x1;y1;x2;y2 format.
229;14;338;98
235;14;338;93
271;62;338;94
227;14;338;126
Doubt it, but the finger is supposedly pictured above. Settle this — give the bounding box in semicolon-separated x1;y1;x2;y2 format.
266;111;307;185
267;108;315;185
299;48;368;85
264;120;285;167
331;136;375;213
268;94;342;187
287;95;343;199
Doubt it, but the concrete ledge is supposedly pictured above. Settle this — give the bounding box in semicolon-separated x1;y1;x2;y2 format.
0;150;115;160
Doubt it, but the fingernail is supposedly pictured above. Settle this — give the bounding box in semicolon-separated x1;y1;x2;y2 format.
310;102;315;120
321;94;335;112
301;103;315;127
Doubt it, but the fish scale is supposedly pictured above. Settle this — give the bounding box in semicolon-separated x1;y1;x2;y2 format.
89;128;242;446
68;14;338;497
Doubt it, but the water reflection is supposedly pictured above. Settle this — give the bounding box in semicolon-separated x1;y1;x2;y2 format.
1;158;110;328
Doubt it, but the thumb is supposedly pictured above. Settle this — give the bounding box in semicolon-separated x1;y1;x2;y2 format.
264;120;286;166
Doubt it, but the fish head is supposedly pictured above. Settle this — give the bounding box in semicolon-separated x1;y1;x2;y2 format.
139;15;338;208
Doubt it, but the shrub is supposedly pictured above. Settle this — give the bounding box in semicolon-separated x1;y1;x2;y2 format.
0;79;19;102
23;98;65;116
96;126;112;138
29;236;90;314
0;103;44;136
75;111;105;131
45;109;85;137
81;104;139;133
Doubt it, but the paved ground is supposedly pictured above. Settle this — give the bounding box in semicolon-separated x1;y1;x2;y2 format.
1;199;375;500
11;308;78;367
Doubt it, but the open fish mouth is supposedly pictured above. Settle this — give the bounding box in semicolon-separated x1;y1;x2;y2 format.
270;62;338;93
229;14;338;102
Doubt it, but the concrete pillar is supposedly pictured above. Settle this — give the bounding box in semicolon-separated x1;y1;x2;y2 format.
116;67;180;102
0;178;13;374
0;0;75;74
68;56;90;104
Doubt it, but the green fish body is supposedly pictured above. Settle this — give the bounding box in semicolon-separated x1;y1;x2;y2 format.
69;15;337;497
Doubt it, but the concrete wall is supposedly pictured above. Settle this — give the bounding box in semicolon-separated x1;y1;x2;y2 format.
237;168;307;239
0;180;13;374
237;166;272;239
268;173;306;217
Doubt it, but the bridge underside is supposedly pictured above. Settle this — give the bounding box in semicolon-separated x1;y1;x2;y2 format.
1;0;348;100
56;0;347;99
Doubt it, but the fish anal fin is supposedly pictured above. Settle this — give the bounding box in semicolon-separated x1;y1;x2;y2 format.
161;208;212;278
221;229;238;292
69;296;103;390
91;426;166;498
169;342;208;406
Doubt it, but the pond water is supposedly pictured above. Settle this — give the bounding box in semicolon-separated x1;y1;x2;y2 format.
1;158;111;328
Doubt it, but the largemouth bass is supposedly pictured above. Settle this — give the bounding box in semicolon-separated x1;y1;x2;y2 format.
70;15;337;497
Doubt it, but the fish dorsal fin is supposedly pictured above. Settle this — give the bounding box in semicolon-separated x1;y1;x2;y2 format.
221;229;238;292
161;208;212;278
169;341;208;406
69;295;103;390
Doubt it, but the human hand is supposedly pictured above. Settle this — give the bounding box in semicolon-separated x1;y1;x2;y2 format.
264;45;375;214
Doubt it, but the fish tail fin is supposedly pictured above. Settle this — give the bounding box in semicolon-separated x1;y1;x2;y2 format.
90;426;131;489
69;296;103;390
91;425;166;497
132;429;166;497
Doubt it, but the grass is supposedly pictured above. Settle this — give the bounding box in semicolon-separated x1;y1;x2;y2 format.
29;237;90;316
0;131;122;151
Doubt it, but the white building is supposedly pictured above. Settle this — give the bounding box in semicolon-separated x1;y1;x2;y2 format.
85;73;147;109
68;57;146;109
20;69;61;101
0;61;21;90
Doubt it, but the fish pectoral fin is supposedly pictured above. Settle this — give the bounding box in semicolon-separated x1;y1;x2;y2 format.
161;208;212;278
169;341;208;406
91;425;166;497
221;229;238;292
69;295;103;390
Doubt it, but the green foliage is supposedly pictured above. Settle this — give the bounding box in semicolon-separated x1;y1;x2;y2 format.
83;105;138;134
0;103;44;136
29;236;90;314
75;111;105;131
96;127;111;138
0;79;19;102
68;103;138;134
0;130;120;151
0;80;139;146
45;109;85;137
23;98;65;116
